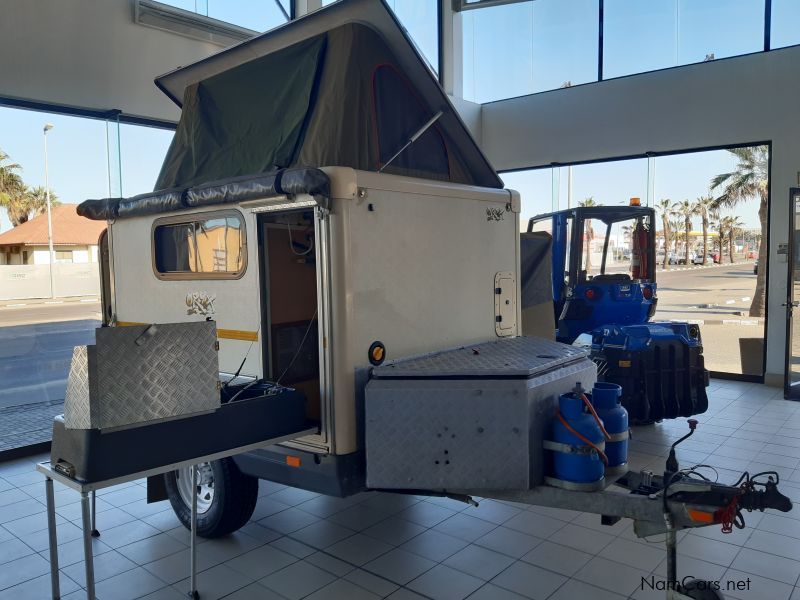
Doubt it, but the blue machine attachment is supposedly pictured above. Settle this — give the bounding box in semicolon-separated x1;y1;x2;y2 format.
590;322;709;423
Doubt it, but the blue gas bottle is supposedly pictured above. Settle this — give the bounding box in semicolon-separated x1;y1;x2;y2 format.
588;382;629;475
549;389;606;485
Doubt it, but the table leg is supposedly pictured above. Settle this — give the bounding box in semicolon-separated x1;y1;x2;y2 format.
45;477;61;600
81;492;96;600
189;465;198;599
90;491;99;537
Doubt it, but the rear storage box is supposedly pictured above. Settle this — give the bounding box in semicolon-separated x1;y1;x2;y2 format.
63;322;219;431
591;322;709;423
365;337;596;491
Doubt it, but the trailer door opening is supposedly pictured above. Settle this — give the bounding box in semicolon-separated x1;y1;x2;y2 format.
260;211;321;428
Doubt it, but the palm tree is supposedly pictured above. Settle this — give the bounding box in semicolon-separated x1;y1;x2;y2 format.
0;149;22;192
727;216;745;264
672;200;694;265
720;216;734;264
668;219;682;259
25;186;60;218
0;149;29;226
692;196;714;265
579;197;597;271
711;145;768;317
709;208;723;262
656;198;672;269
0;150;60;227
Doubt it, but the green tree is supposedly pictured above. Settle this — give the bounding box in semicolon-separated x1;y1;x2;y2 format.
669;219;682;258
672;200;694;265
25;186;60;218
720;216;734;264
0;150;59;226
656;198;672;269
692;196;714;265
709;208;723;262
0;149;29;226
711;145;768;317
727;215;745;264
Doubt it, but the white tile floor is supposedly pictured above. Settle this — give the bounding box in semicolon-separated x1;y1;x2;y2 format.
1;379;800;600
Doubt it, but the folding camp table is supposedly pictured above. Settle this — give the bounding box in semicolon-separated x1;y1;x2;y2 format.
37;429;314;600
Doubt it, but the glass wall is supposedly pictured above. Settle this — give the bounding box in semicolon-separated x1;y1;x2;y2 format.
462;0;598;103
119;124;175;197
158;0;290;31
501;168;553;229
323;0;440;73
0;105;174;450
771;0;800;49
604;0;763;79
503;145;768;376
461;0;792;102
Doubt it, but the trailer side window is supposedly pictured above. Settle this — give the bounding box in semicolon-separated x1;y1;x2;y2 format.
153;212;246;279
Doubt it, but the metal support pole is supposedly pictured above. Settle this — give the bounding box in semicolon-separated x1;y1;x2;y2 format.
45;477;61;600
189;465;198;599
664;513;677;591
43;124;55;299
81;492;95;600
90;491;99;538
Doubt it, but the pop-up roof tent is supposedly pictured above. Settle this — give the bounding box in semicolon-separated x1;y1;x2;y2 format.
79;0;502;220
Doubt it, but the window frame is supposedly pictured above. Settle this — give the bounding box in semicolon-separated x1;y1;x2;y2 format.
151;209;248;281
460;0;790;102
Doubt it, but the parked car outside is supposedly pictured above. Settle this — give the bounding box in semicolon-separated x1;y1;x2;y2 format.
692;253;715;265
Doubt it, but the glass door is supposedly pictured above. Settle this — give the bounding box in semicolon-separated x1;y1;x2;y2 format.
785;188;800;398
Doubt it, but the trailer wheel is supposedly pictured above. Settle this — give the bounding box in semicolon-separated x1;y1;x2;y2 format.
165;458;258;538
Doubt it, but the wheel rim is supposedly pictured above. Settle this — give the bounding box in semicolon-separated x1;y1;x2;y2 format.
175;463;215;514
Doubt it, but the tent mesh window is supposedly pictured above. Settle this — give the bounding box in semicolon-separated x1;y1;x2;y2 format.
372;64;450;180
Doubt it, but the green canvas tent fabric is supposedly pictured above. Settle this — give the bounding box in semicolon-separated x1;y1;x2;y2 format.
155;22;496;190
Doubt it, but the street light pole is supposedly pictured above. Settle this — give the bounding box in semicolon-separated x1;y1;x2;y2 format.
43;123;55;298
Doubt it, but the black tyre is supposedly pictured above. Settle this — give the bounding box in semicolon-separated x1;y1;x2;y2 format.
165;458;258;538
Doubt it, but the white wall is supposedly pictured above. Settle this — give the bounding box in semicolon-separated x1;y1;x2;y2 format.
1;0;221;121
32;250;50;265
479;46;800;386
0;263;100;300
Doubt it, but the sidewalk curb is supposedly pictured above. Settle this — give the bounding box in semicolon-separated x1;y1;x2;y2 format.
0;296;99;309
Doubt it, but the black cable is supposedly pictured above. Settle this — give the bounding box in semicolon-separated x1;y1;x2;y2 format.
275;309;318;387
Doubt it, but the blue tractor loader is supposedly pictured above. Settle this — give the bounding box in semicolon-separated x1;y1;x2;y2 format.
520;202;708;424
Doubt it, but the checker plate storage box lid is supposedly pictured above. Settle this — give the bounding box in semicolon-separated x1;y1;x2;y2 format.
365;336;597;491
371;336;587;379
63;322;219;430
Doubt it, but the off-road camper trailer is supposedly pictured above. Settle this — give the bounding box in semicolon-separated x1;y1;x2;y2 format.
43;5;795;598
70;0;590;536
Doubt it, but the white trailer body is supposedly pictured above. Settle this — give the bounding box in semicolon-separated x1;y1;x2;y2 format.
108;167;521;458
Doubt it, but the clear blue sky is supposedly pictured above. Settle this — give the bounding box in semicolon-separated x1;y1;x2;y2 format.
2;0;791;232
0;108;174;231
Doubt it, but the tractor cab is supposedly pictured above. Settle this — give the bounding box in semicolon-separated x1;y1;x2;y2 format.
527;203;657;344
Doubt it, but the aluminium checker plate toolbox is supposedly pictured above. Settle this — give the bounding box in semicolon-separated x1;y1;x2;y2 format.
364;336;597;491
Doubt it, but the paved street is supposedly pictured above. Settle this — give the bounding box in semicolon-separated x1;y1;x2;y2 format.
0;301;100;409
655;261;759;322
654;261;761;374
